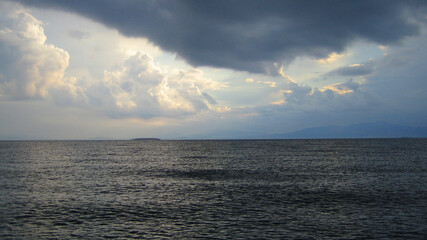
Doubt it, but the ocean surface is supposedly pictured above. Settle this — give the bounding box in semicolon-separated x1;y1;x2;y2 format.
0;139;426;239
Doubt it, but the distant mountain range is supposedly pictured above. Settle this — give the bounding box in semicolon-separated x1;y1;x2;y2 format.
76;122;427;140
262;122;427;139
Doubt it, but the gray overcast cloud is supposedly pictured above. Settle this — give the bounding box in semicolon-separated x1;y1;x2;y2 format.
17;0;427;73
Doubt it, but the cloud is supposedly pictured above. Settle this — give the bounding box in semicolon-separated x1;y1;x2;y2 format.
257;29;427;125
316;52;344;64
0;2;220;118
258;72;375;112
363;31;427;113
101;52;222;118
0;1;85;102
327;63;375;77
320;29;427;115
16;0;427;74
320;81;359;95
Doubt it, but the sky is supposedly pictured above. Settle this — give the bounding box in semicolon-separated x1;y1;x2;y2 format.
0;0;426;140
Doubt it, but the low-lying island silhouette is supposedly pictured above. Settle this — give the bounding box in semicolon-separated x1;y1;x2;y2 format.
131;138;161;141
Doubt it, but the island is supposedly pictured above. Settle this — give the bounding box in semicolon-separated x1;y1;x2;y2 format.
131;138;161;141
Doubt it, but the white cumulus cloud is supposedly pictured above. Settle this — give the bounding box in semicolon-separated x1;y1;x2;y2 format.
102;52;222;118
0;1;85;102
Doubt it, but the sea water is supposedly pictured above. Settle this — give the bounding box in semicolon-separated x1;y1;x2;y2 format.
0;139;426;239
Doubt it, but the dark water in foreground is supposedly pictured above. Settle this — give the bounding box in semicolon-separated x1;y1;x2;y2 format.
0;139;426;239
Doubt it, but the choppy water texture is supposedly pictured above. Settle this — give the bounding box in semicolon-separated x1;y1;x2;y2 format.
0;139;426;239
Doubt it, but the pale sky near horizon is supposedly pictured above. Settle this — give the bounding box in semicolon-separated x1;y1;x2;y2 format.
0;0;426;140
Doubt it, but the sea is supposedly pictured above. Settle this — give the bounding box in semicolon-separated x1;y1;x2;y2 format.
0;139;426;239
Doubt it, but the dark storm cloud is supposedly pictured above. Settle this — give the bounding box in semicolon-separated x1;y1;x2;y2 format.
17;0;427;73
